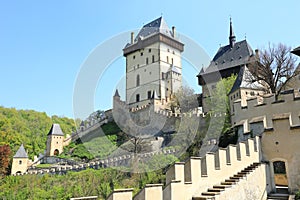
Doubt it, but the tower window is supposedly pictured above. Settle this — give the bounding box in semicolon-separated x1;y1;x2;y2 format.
167;56;169;63
136;74;140;86
148;91;152;99
146;57;149;65
19;160;22;165
133;55;135;59
140;52;143;56
148;49;151;53
152;55;155;63
136;94;140;102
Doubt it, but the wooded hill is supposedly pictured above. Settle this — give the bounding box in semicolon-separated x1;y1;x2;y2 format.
0;106;76;159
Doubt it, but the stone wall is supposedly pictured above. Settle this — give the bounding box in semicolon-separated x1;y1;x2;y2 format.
107;136;266;200
233;90;300;193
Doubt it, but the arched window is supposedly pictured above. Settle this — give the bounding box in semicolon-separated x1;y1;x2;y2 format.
136;74;140;86
19;160;22;165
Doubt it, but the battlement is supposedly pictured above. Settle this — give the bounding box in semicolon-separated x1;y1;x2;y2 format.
232;90;300;131
107;136;266;200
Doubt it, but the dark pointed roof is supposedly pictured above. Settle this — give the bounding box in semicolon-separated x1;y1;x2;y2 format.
80;120;85;127
114;89;120;97
134;17;173;42
229;65;262;94
229;18;236;48
199;40;254;75
292;46;300;56
47;124;64;136
13;144;28;158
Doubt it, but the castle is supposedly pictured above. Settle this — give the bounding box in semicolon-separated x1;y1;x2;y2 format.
11;17;300;199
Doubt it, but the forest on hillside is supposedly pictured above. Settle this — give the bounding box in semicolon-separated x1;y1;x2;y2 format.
0;106;77;170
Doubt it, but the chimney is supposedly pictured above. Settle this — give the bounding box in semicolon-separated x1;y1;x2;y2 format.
255;49;260;59
172;26;176;38
131;32;134;44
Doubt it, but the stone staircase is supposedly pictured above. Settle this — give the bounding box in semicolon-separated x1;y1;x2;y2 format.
267;186;289;200
267;194;289;200
192;162;261;200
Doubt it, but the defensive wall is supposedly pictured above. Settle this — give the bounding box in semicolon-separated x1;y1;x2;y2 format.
232;89;300;193
107;136;268;200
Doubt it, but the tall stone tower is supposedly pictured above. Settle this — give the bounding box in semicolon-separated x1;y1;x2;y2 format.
123;17;184;110
11;144;29;175
46;124;64;156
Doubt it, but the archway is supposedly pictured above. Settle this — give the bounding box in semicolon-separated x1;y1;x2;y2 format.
272;160;288;193
53;149;59;156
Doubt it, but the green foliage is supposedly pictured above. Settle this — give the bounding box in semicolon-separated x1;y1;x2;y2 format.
0;167;166;199
218;128;238;148
296;190;300;200
206;74;237;138
0;106;76;159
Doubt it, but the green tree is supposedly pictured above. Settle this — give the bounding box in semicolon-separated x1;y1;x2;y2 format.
207;74;237;136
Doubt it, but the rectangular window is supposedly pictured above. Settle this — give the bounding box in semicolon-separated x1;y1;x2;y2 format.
148;91;152;99
162;72;165;80
140;52;143;56
167;56;169;63
152;55;155;63
146;57;149;65
171;58;174;65
136;94;140;102
148;49;151;53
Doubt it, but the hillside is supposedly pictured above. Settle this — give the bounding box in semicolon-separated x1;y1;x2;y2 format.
0;106;77;159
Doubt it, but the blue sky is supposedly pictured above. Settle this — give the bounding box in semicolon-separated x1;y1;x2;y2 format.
0;0;299;119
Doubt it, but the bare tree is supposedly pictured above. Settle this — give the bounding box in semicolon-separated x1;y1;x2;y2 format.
249;43;298;100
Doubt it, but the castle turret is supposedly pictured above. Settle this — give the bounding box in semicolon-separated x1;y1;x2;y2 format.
46;124;64;156
11;144;29;175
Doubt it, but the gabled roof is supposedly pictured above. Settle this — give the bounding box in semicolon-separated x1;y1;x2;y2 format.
47;124;64;136
200;40;254;75
14;144;28;158
229;65;262;94
292;46;300;56
134;17;173;42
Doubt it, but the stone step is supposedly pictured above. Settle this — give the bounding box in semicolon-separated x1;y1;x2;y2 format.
213;185;231;189
192;196;214;200
225;179;239;183
221;181;236;185
208;188;224;193
201;192;220;196
233;174;246;178
267;193;289;200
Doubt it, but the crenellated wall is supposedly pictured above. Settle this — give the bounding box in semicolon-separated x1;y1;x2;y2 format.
107;136;266;200
232;90;300;193
232;90;300;131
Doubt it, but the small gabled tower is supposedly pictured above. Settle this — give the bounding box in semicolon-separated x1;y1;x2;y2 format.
11;144;29;175
46;124;64;156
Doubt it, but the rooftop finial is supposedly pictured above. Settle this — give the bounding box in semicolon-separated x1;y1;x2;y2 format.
229;17;236;48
